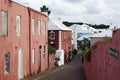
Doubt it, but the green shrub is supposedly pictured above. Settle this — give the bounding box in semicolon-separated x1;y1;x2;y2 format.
78;38;90;51
82;48;92;62
72;49;77;55
48;45;56;54
46;67;50;71
92;37;112;49
78;45;86;51
81;37;111;62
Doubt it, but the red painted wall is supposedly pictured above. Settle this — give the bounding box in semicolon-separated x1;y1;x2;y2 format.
48;53;55;69
61;31;72;62
48;30;59;49
48;30;72;62
83;29;120;80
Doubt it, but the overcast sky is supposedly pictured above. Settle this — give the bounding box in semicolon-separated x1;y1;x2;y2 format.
16;0;120;26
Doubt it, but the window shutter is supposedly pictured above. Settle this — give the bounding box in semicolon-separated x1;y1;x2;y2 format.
38;20;41;35
4;53;10;73
32;49;35;63
2;11;8;37
16;15;21;36
32;19;35;35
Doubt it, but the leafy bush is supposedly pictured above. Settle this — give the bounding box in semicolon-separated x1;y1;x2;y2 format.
78;38;90;50
72;49;77;55
81;37;111;62
48;45;56;54
78;45;86;51
82;48;92;62
92;37;112;49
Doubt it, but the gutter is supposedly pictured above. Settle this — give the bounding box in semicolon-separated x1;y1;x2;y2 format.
28;8;31;74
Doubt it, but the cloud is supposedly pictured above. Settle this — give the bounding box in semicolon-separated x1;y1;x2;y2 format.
51;0;86;15
64;0;85;3
49;0;120;26
15;0;110;15
55;11;120;26
82;0;108;14
105;0;120;3
49;0;109;15
14;0;120;26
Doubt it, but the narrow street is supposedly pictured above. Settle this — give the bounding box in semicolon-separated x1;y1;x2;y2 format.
22;56;86;80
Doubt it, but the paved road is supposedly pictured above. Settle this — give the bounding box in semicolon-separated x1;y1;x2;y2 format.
37;57;86;80
22;56;86;80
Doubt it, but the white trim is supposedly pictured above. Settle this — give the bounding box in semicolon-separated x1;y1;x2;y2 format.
48;19;72;31
16;15;21;37
32;49;35;63
49;31;55;39
11;0;28;7
18;48;23;80
38;19;41;35
59;31;62;50
32;18;35;35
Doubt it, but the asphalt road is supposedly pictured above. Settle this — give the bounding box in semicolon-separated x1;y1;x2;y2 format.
22;56;86;80
36;57;86;80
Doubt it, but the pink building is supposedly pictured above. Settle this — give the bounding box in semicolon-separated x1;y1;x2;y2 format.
29;8;48;73
83;29;120;80
0;0;48;80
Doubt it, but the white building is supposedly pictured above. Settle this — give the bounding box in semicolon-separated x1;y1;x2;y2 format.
70;24;97;49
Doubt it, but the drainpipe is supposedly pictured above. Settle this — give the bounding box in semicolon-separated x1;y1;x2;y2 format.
28;8;31;74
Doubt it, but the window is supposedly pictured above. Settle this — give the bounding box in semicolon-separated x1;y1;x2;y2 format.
4;52;10;73
38;20;41;35
44;45;46;53
32;49;35;63
42;21;46;34
109;48;119;59
43;45;46;58
32;19;35;35
49;31;55;39
16;15;21;36
2;11;8;37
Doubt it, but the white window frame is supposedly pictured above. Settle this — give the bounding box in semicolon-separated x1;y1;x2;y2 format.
42;21;46;34
16;15;21;37
38;19;41;35
32;49;35;63
2;11;8;37
4;52;10;74
32;18;35;35
49;31;55;39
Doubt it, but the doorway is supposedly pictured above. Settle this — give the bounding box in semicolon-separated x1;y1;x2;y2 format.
38;50;41;71
18;48;23;80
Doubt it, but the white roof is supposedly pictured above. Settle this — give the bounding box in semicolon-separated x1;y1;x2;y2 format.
91;29;112;37
70;24;97;33
12;0;47;16
77;35;91;41
109;24;120;31
48;19;72;31
12;0;28;7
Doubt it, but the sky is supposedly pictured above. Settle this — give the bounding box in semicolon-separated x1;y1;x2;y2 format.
15;0;120;26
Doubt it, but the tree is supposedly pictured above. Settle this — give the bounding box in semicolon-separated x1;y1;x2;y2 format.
40;5;51;15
